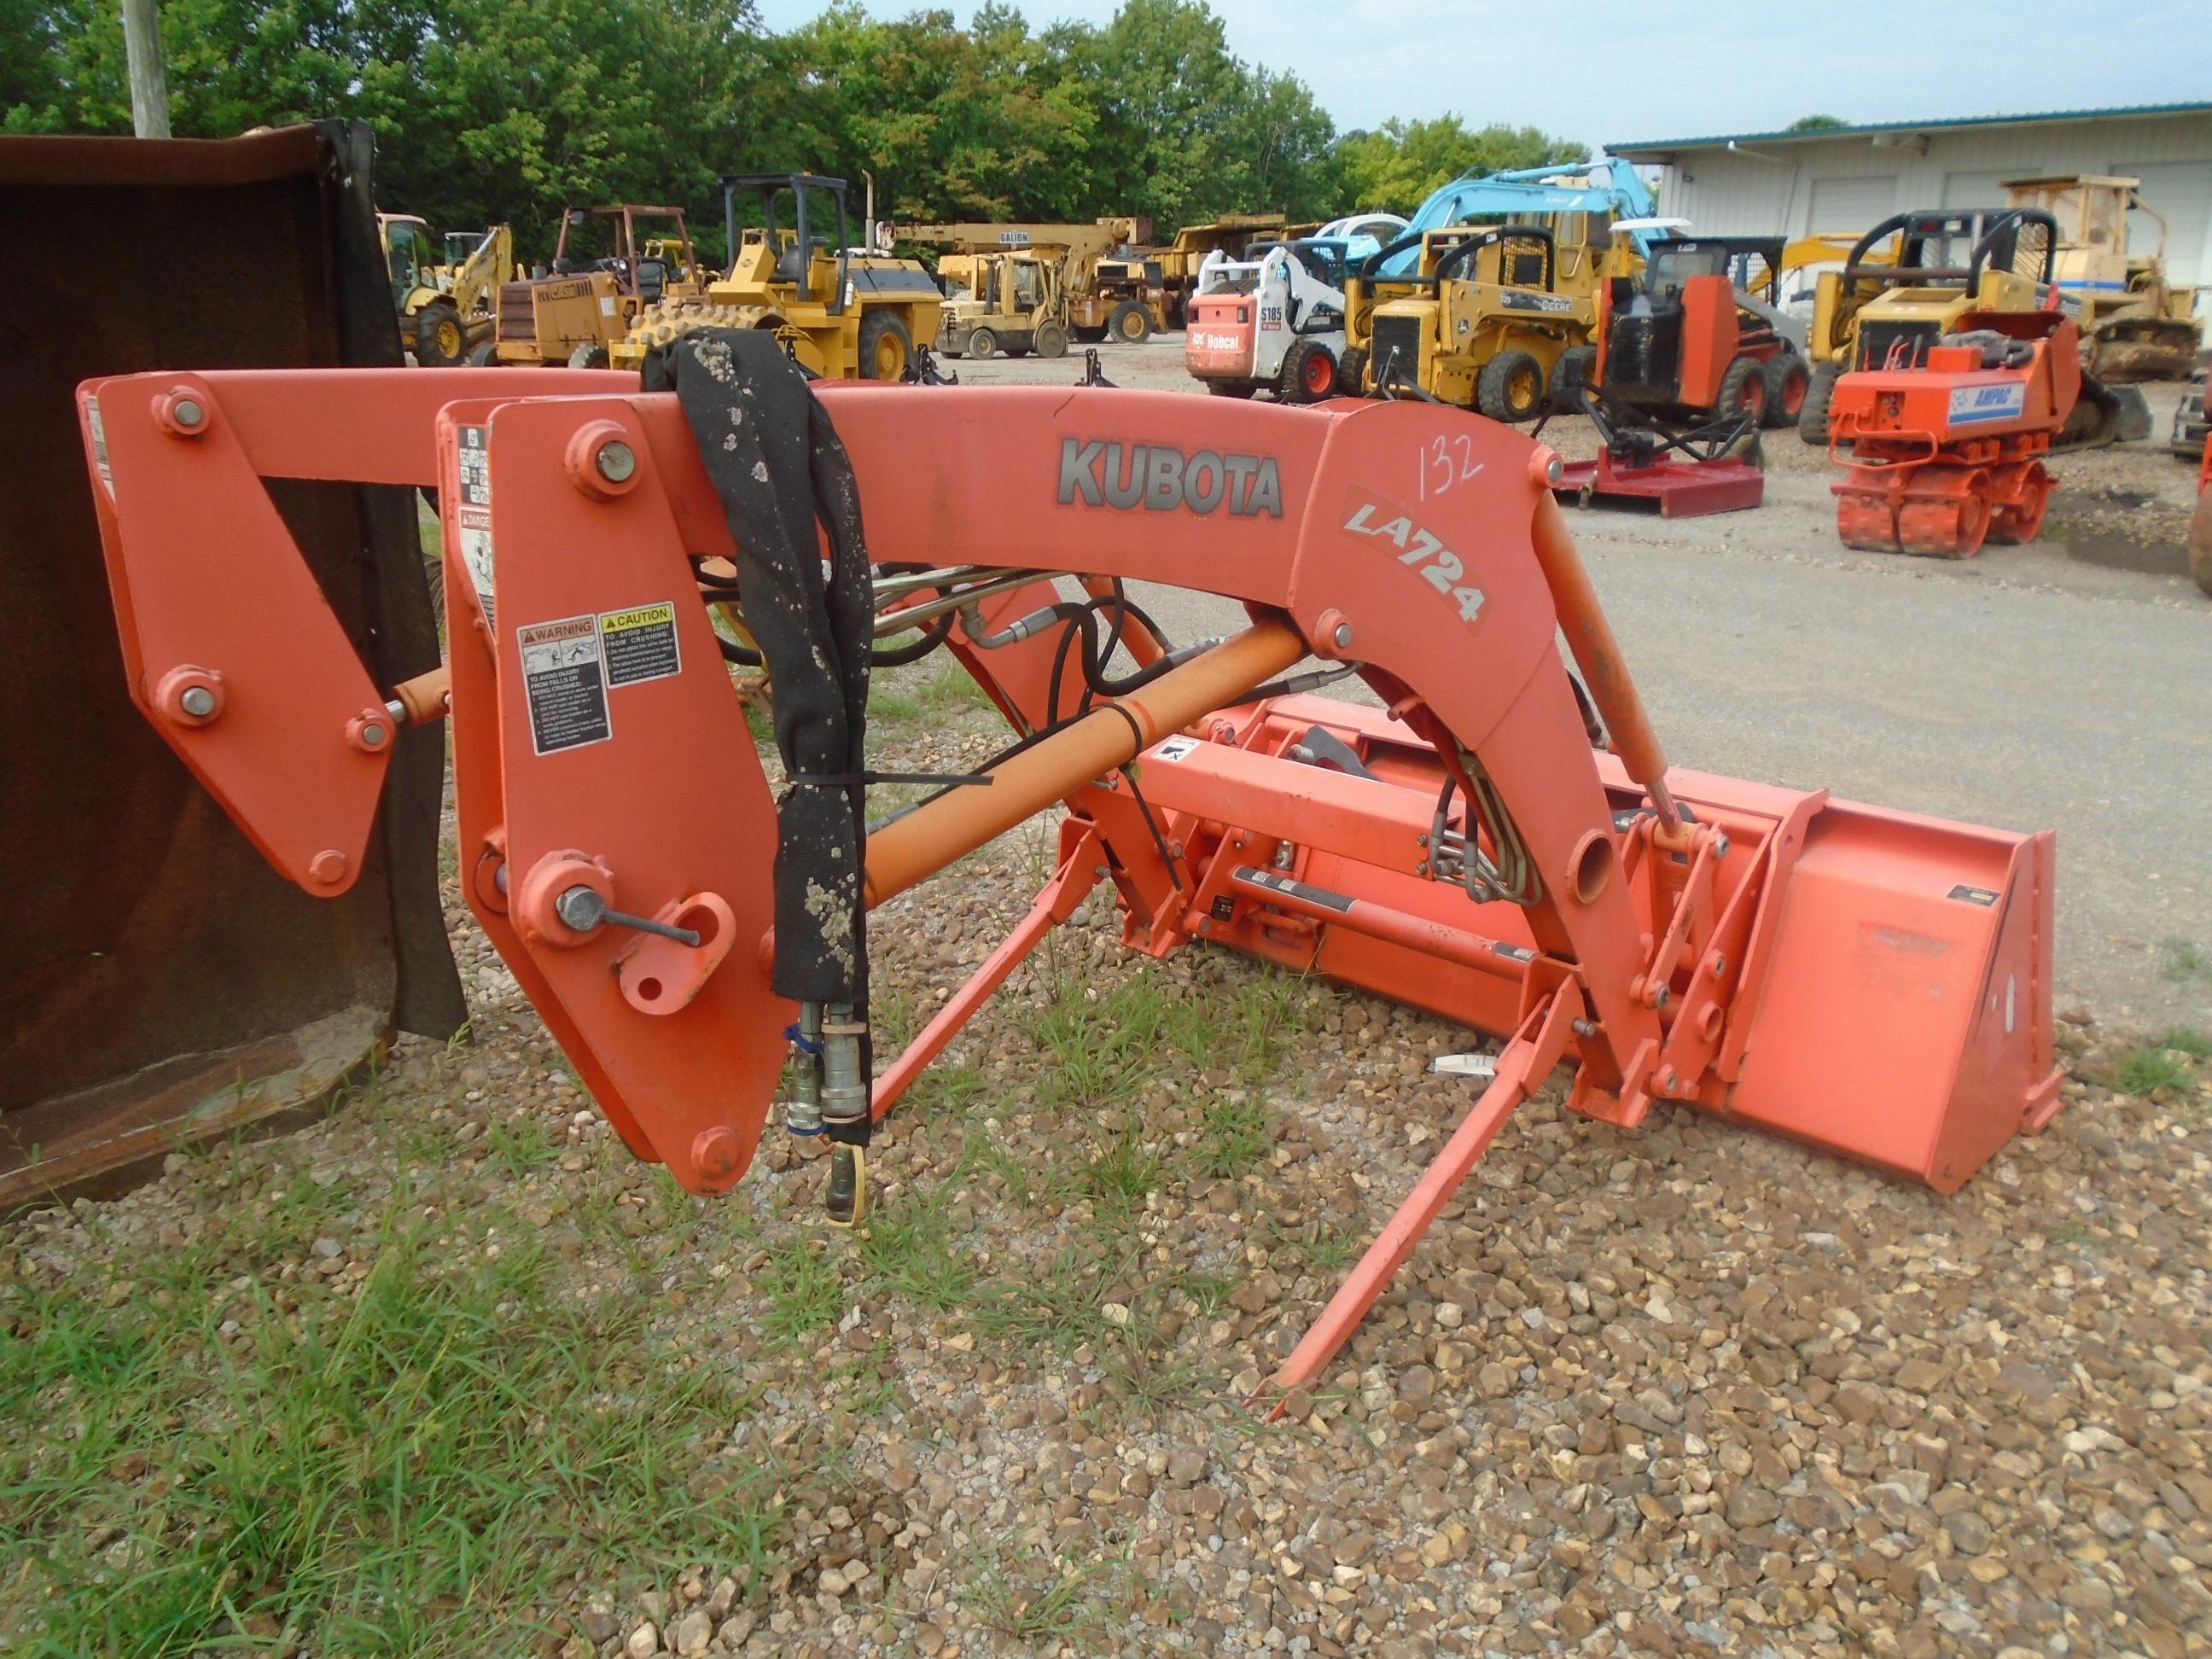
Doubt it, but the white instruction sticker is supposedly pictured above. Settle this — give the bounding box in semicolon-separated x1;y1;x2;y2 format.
455;425;496;623
516;615;611;754
1153;736;1201;762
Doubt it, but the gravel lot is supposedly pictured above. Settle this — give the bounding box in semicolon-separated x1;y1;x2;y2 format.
4;344;2208;1659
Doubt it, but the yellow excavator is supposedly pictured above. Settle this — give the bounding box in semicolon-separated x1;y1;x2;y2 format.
613;174;943;379
380;214;512;366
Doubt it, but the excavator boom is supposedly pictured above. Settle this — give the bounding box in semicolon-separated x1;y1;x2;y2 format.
75;360;2065;1402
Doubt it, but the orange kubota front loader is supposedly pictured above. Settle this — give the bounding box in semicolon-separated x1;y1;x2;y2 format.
74;337;2064;1404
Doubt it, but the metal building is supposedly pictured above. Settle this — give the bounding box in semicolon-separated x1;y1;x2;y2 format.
1609;103;2212;297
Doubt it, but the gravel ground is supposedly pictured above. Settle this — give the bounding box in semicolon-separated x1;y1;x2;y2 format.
8;690;2209;1659
6;346;2209;1658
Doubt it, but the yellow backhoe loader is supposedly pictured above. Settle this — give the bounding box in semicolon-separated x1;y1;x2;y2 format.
899;218;1152;346
932;248;1071;358
381;214;512;366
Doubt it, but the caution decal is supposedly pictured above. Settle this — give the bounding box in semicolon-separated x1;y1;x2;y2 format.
597;602;683;687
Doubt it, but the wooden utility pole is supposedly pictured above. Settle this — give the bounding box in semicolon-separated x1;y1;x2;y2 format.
120;0;172;139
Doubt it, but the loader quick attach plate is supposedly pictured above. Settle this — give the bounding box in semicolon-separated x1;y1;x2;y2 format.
71;363;2069;1402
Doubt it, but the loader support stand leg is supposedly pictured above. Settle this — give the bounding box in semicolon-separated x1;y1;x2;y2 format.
1254;985;1584;1417
870;828;1104;1120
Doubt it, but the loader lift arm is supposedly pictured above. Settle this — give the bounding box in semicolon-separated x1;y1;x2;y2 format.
75;364;2065;1406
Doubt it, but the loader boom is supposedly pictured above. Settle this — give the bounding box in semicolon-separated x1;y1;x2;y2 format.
75;364;2066;1404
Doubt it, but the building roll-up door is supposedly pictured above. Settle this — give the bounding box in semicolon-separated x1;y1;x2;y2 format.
1807;176;1898;240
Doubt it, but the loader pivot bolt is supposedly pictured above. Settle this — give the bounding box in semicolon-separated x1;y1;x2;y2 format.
308;850;349;887
691;1126;746;1185
595;440;637;484
154;665;225;727
565;421;643;498
346;708;393;752
1332;622;1354;650
156;389;210;437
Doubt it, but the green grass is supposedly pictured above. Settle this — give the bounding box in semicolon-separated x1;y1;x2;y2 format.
480;1111;562;1178
968;1549;1121;1650
756;1235;844;1348
0;1198;779;1657
868;653;992;731
2110;1026;2209;1096
857;1186;976;1312
2163;939;2212;984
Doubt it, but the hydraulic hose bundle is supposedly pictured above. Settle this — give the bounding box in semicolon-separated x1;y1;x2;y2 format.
652;330;876;1220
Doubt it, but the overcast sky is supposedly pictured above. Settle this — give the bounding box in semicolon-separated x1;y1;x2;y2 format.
751;0;2210;153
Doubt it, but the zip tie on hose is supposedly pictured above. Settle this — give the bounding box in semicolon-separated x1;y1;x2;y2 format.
783;1022;825;1056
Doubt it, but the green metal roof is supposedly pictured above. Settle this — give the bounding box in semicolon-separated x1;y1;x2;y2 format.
1609;102;2212;157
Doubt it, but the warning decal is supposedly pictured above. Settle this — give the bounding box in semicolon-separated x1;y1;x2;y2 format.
517;615;611;754
456;425;497;625
1947;883;2000;906
87;398;114;498
598;602;683;686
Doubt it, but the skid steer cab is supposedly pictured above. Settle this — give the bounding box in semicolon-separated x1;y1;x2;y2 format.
1185;238;1350;403
1547;235;1801;516
1340;224;1595;422
73;348;2066;1410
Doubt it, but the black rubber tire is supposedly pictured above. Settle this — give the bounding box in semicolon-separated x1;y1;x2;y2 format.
1073;323;1108;344
568;342;610;370
966;328;997;360
1476;350;1545;422
1335;346;1369;398
859;310;915;381
466;338;498;367
1108;300;1153;345
1206;381;1257;398
1034;321;1068;359
416;304;468;367
1761;352;1810;428
1278;339;1336;405
1716;355;1767;423
1549;345;1596;409
1798;360;1842;445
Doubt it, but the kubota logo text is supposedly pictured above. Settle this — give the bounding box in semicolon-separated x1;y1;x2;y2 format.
1057;439;1284;518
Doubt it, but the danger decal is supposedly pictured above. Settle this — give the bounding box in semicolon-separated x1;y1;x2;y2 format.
455;424;497;625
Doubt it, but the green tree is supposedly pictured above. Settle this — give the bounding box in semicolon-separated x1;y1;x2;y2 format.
1789;114;1849;131
1333;115;1589;215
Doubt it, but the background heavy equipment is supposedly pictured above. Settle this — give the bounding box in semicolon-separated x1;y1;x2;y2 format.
614;174;942;379
897;218;1154;346
1185;238;1350;400
1336;160;1672;411
1828;301;2081;557
1340;224;1598;419
73;340;2064;1406
1138;212;1305;335
930;248;1071;359
493;203;707;369
1797;207;2150;448
3;120;466;1208
381;213;513;366
2192;431;2212;597
2174;354;2209;459
1546;234;1779;515
2003;174;2204;382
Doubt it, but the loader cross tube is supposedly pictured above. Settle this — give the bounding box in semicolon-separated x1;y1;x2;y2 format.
73;364;2066;1415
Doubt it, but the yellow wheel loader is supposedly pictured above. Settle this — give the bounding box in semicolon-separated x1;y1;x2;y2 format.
493;203;707;369
933;248;1070;359
1798;207;2150;447
381;213;512;366
2002;175;2203;382
1338;224;1601;421
611;174;941;380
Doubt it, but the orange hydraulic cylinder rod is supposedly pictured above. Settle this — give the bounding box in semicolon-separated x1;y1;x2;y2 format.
1530;492;1680;830
863;620;1307;909
1220;867;1529;981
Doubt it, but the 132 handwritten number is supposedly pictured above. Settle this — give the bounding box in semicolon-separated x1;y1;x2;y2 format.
1417;434;1485;504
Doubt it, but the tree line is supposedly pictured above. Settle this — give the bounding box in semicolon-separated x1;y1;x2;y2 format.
5;0;1587;253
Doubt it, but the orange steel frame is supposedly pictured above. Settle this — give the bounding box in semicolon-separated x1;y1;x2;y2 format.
76;366;2066;1405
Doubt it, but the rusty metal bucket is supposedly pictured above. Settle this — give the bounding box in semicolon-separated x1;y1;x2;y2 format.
0;124;463;1206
